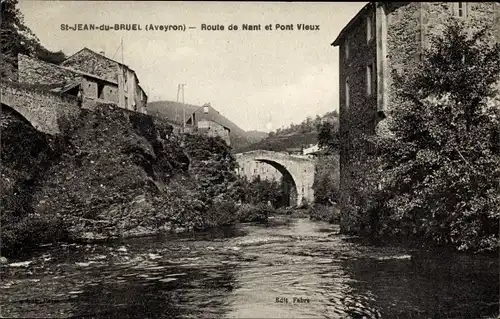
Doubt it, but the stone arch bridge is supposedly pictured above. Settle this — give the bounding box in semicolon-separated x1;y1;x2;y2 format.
0;80;80;135
235;150;316;207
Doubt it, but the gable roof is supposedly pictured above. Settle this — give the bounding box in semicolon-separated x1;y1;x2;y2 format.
18;53;118;85
331;2;372;47
63;47;140;80
148;100;245;136
64;47;128;68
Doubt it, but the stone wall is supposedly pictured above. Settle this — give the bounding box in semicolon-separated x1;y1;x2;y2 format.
61;48;119;83
338;4;378;210
386;2;500;110
236;159;283;182
198;120;231;145
422;2;500;49
0;81;81;135
385;2;422;111
101;83;119;102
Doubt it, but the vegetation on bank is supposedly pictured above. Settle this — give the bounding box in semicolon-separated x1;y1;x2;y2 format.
307;112;341;223
342;21;500;253
0;103;272;257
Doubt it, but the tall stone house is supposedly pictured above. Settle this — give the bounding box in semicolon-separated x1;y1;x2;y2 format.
331;2;500;211
18;47;148;114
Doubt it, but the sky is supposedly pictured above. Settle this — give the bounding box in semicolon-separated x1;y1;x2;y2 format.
19;1;365;132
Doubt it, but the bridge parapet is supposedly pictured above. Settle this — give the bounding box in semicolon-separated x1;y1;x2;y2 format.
0;80;81;135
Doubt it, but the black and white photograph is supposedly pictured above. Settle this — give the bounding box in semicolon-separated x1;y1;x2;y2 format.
0;1;499;318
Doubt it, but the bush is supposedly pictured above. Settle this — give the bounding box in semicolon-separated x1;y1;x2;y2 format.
236;175;285;208
203;197;239;228
298;197;311;209
309;204;340;223
237;203;273;223
1;214;69;256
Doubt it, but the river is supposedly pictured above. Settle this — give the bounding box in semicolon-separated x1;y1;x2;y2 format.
1;217;498;318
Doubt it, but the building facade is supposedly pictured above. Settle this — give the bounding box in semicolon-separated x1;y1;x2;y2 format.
196;119;231;146
331;2;500;211
61;48;148;113
18;47;148;114
303;144;320;156
18;54;121;108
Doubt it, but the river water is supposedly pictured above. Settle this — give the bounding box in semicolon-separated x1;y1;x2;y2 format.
1;217;498;318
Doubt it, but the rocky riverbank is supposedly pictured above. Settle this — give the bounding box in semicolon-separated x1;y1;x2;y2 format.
0;103;249;258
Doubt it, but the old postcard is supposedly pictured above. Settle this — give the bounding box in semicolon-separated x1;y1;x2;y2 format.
1;1;499;318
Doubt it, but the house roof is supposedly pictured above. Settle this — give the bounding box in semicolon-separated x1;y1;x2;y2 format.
331;2;373;47
18;53;118;85
64;47;130;69
61;64;118;84
63;47;147;94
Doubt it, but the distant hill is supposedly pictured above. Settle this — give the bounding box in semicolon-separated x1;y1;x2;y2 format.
238;111;339;153
245;130;269;143
147;101;267;150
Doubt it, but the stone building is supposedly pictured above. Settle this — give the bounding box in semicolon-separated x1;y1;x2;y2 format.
331;2;500;210
302;144;320;156
18;47;148;114
196;119;231;146
61;48;147;113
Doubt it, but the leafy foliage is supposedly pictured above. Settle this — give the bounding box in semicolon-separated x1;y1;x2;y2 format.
1;107;69;256
234;175;284;208
316;116;340;154
0;0;66;79
309;204;340;223
312;155;339;206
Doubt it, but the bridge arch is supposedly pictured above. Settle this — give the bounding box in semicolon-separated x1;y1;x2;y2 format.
235;150;316;207
255;159;298;207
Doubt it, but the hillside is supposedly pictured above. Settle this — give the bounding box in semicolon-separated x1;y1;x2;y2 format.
245;130;269;143
147;101;267;150
238;111;339;153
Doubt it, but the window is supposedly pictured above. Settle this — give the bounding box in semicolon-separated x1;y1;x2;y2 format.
345;35;349;60
366;12;373;42
366;64;373;95
455;2;467;18
345;77;350;109
97;83;104;99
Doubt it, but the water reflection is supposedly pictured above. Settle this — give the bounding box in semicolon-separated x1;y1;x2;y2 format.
343;254;499;319
1;217;498;319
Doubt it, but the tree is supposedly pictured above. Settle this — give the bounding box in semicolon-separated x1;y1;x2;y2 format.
317;117;339;154
312;155;339;206
0;0;66;79
374;20;500;252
